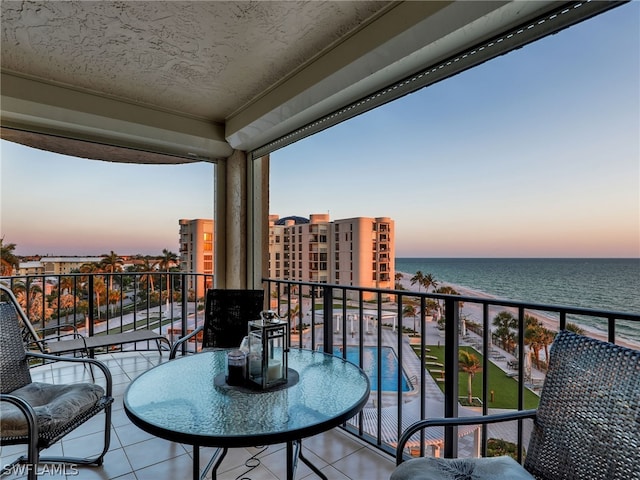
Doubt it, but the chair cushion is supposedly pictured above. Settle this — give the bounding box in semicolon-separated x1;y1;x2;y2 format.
0;382;105;438
390;456;535;480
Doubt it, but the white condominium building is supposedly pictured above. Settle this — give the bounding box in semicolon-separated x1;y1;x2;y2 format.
179;219;214;295
269;214;395;300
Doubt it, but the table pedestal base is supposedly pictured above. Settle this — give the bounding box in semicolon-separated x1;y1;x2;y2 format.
289;440;328;480
195;439;328;480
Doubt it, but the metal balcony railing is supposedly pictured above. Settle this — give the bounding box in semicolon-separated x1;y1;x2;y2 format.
0;272;212;355
264;278;640;462
1;273;638;464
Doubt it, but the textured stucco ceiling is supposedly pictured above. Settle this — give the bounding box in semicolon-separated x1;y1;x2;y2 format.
0;1;623;164
1;1;391;121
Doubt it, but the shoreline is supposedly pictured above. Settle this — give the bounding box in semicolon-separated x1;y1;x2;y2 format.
396;270;640;351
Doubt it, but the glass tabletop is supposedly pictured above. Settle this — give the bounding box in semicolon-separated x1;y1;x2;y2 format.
124;348;370;447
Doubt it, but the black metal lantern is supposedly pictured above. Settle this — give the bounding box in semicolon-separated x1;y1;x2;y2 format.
246;310;289;389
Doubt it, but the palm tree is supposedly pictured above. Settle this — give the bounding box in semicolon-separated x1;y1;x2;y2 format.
433;285;460;318
79;261;103;280
437;286;459;295
524;315;546;369
0;237;20;275
93;276;107;320
12;282;51;326
541;328;556;369
492;311;517;353
59;276;75;295
100;251;123;291
394;272;404;290
566;322;585;335
108;289;121;316
79;262;104;318
53;292;78;323
157;249;178;299
422;273;438;293
410;271;425;291
459;350;482;404
138;258;157;293
402;303;418;334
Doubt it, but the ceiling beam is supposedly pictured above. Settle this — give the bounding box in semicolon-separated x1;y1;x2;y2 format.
1;72;231;163
227;1;620;154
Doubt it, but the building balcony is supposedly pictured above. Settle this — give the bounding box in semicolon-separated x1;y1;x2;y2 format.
1;273;639;479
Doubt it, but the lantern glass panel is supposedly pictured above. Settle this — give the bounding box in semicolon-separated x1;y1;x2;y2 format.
247;311;289;389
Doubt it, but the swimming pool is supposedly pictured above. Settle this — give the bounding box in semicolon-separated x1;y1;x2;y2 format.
333;346;412;392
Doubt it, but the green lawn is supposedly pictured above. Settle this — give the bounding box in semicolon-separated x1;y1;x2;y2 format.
412;345;540;410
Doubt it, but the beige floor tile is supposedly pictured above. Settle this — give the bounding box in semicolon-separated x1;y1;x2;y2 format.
122;436;187;471
331;446;396;480
128;452;193;480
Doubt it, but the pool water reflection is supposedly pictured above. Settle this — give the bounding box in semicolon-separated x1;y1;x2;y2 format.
334;346;411;392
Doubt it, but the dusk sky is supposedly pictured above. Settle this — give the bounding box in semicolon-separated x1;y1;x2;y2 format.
1;3;638;259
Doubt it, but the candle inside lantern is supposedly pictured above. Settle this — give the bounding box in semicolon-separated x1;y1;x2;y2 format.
249;355;262;376
267;360;282;381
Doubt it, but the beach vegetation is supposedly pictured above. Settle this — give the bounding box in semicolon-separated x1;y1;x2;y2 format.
459;350;482;404
0;237;20;275
525;315;555;369
566;322;585;335
434;285;462;314
286;303;302;332
135;258;157;292
403;303;419;334
410;271;438;293
422;273;438;293
492;311;518;353
487;438;522;460
425;299;439;315
10;281;51;326
157;248;179;295
410;271;426;291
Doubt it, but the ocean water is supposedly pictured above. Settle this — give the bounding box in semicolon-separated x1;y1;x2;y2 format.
395;258;640;343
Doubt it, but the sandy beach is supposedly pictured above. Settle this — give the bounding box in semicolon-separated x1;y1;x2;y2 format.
396;271;640;351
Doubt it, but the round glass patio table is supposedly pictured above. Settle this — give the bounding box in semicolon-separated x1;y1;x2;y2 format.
124;348;370;480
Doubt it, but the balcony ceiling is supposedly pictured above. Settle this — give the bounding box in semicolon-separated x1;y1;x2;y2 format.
0;1;621;164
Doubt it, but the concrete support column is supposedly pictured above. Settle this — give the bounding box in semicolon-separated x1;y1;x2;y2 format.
215;150;269;289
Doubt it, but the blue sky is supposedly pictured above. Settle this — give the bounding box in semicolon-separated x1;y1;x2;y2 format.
2;3;638;258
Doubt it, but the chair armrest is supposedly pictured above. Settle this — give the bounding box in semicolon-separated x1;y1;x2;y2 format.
169;325;204;359
396;409;537;465
26;351;113;397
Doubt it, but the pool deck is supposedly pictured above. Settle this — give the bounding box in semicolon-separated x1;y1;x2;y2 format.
300;312;538;452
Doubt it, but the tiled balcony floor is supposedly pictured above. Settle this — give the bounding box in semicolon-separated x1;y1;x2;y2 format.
1;351;396;480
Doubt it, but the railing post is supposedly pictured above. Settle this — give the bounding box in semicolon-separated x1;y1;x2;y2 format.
443;296;459;458
323;285;333;354
87;275;95;358
180;274;189;357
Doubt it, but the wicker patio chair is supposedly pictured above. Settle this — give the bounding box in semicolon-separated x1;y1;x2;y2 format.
0;301;113;480
392;330;640;480
169;288;264;358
